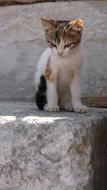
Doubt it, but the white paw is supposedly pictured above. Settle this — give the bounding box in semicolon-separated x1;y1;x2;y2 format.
44;104;60;112
73;104;88;113
62;102;73;111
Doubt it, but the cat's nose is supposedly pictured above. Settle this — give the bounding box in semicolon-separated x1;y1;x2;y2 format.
57;51;63;56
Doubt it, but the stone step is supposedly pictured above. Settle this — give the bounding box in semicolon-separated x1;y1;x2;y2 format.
0;101;107;190
0;1;107;103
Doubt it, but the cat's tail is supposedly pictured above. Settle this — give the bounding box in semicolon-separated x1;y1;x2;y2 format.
35;48;51;110
35;75;47;110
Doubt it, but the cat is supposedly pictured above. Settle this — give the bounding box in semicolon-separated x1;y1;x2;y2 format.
35;18;88;112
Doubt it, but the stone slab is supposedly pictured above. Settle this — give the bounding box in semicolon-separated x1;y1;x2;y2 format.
0;1;107;101
0;101;107;189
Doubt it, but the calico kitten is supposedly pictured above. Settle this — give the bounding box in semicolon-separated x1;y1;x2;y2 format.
35;18;88;112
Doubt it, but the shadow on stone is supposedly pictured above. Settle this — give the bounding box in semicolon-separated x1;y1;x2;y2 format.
91;116;107;190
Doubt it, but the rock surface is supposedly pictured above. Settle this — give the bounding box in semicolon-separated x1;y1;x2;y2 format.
0;1;107;101
0;101;107;190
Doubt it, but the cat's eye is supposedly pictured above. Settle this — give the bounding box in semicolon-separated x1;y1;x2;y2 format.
64;43;74;48
48;41;57;48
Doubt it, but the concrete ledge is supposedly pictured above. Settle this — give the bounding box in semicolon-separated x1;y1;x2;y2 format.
0;102;107;190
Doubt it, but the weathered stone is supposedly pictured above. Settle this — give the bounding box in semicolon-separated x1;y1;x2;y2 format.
0;1;106;102
0;101;107;190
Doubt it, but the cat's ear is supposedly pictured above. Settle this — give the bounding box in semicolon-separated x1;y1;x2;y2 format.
67;19;84;32
41;18;56;32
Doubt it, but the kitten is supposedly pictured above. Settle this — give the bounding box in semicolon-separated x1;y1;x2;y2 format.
35;18;88;112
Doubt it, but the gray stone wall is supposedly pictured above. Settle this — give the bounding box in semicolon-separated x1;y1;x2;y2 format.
0;102;107;190
0;1;107;102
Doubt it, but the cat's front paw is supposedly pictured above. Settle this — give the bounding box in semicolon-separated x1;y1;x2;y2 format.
73;103;88;113
44;104;60;112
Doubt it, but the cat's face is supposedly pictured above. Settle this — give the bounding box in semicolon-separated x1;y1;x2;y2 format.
41;18;84;57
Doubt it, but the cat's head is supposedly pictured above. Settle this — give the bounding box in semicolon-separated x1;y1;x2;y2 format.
41;18;84;57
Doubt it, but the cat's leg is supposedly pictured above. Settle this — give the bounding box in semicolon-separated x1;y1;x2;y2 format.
44;80;59;112
70;73;88;113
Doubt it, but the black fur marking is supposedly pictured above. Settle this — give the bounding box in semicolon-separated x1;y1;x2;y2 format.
35;75;47;110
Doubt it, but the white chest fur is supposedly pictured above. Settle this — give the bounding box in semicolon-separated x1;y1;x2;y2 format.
50;45;82;85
